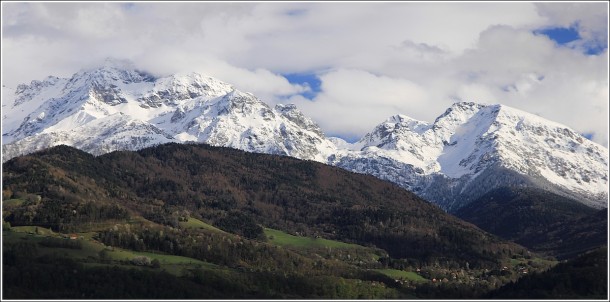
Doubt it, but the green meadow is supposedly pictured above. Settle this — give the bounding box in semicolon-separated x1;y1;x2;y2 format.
373;268;427;282
264;227;363;249
178;217;225;233
3;227;217;277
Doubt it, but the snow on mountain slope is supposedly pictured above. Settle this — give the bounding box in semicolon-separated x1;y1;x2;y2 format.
4;114;175;158
3;76;71;143
344;103;498;177
332;102;608;210
2;61;607;212
2;60;335;163
351;114;439;173
489;105;608;199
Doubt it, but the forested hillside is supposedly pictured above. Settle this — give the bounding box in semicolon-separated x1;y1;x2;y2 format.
456;187;607;259
2;143;599;298
3;143;529;265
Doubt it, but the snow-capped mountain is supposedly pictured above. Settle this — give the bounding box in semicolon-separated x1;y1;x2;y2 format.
332;102;608;211
2;60;608;212
2;59;335;163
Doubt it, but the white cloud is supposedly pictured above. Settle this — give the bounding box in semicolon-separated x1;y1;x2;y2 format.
2;2;608;146
290;69;433;138
449;25;609;146
131;54;306;103
536;2;608;51
1;2;304;105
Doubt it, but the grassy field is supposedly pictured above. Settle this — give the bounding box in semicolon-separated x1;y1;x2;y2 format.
11;225;58;236
2;198;25;208
264;228;364;249
179;217;225;233
3;227;218;277
373;269;427;282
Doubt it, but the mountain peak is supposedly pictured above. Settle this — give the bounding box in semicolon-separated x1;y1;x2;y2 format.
84;64;156;85
385;114;430;131
386;114;419;123
275;103;326;137
433;101;488;125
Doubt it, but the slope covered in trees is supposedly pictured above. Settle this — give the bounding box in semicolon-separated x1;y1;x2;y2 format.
456;186;607;259
3;143;530;266
1;143;580;298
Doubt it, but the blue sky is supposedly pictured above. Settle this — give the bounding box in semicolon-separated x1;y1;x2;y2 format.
536;25;607;55
537;26;581;44
2;2;608;146
583;133;595;140
283;73;321;100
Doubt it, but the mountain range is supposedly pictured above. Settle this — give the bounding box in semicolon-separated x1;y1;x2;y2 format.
2;59;608;212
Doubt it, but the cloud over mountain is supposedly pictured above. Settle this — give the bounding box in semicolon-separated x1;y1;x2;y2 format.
2;2;608;145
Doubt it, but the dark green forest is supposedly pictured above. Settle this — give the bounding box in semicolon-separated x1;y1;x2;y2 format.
3;143;526;265
457;186;608;260
2;143;607;299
